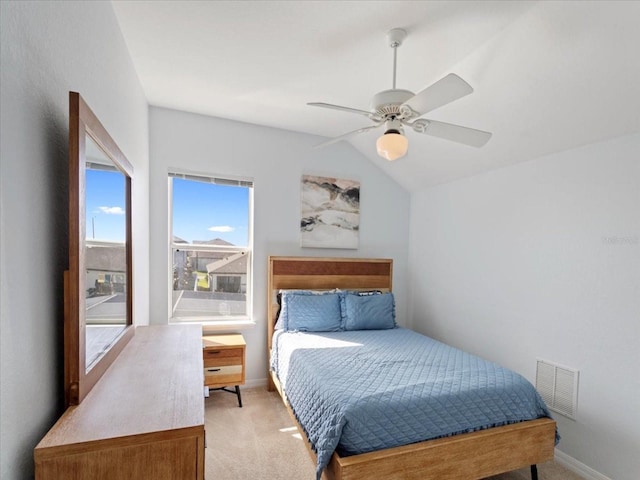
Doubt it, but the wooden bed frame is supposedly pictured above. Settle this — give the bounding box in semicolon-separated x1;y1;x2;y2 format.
267;256;555;480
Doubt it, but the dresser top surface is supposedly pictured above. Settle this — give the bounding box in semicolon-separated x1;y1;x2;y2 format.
35;325;204;451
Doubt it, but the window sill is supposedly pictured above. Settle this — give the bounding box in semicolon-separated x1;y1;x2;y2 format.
170;318;256;333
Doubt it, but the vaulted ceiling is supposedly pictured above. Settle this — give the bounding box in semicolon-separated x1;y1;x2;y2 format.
112;1;640;191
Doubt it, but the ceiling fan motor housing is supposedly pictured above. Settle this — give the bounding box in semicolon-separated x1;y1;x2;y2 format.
370;89;415;118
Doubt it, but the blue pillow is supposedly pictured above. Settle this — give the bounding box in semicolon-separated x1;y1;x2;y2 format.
279;290;342;332
341;292;396;330
275;289;337;330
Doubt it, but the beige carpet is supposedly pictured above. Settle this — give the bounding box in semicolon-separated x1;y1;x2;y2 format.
205;387;582;480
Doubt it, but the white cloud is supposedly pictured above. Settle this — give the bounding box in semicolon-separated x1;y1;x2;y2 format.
98;206;125;215
208;225;234;233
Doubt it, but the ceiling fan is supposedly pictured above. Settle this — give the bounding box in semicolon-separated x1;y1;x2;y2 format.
308;28;492;161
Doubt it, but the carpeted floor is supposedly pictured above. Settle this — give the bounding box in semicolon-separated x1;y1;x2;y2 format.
205;387;583;480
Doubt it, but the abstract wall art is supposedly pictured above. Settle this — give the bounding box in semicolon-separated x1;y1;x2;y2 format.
300;175;360;249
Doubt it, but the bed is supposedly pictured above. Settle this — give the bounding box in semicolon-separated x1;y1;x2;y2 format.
267;256;556;480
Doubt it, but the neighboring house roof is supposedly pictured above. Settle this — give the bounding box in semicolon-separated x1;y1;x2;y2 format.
174;239;245;269
181;238;239;261
206;252;247;275
86;243;126;272
193;238;234;246
173;235;188;244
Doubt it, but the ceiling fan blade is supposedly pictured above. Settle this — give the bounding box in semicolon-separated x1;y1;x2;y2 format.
402;73;473;117
308;102;376;119
415;119;492;147
314;124;383;148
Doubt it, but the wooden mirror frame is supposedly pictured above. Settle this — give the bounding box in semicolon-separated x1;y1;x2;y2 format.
65;92;134;406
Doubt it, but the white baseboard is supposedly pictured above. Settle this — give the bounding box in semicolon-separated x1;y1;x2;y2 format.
555;449;612;480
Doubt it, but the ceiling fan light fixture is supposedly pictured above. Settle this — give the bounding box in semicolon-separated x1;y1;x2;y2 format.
376;130;408;161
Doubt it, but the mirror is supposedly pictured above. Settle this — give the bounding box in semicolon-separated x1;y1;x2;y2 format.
65;92;134;405
84;135;128;370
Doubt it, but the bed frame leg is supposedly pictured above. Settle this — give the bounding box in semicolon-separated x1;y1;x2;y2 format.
530;464;538;480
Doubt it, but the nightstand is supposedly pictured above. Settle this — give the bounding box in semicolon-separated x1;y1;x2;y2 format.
202;334;246;407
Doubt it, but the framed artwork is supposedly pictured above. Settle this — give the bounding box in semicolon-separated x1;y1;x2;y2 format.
300;175;360;249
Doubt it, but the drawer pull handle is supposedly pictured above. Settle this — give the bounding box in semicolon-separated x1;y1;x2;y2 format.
207;368;221;372
207;351;221;354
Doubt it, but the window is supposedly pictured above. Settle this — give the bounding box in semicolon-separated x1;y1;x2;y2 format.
169;172;253;324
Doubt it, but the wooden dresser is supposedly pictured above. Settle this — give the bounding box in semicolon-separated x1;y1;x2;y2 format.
34;325;205;480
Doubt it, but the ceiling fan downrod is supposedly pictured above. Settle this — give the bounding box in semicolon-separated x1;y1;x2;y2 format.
387;28;407;90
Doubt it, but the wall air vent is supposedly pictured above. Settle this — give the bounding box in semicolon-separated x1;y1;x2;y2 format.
535;359;579;420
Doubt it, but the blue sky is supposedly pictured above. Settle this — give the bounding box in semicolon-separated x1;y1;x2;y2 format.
172;178;249;246
86;174;250;245
86;169;126;242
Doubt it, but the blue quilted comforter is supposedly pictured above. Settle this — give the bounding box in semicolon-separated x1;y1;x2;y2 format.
272;328;555;480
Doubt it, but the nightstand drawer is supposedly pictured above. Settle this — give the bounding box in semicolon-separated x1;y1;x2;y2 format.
204;365;243;386
204;355;243;368
204;365;242;377
203;347;243;359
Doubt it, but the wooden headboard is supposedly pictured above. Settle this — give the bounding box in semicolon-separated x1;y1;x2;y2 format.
267;256;393;354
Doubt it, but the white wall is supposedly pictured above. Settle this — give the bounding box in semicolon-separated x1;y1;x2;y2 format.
0;2;149;478
149;106;410;384
408;134;640;480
